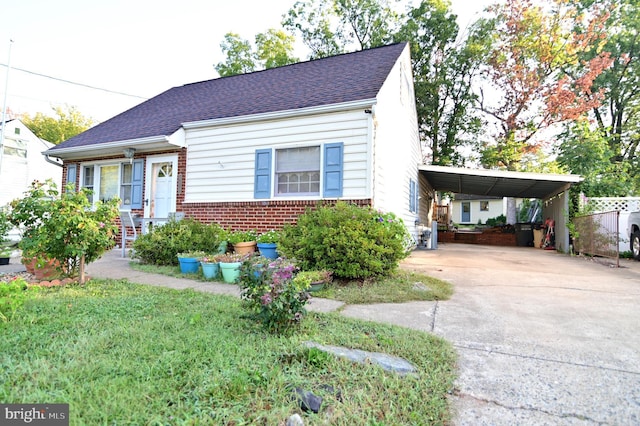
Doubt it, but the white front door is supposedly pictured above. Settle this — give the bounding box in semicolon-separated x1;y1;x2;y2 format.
145;155;178;218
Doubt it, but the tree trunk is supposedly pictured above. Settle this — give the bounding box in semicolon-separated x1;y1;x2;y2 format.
79;254;86;284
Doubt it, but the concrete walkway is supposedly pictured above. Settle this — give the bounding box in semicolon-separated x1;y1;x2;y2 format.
4;246;640;424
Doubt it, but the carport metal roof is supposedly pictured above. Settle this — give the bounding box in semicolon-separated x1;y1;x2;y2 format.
419;165;582;199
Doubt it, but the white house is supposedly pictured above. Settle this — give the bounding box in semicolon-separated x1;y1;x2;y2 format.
45;43;425;241
0;119;62;207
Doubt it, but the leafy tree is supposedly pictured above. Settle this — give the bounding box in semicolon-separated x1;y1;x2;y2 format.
397;0;491;165
283;0;399;58
557;121;634;197
215;30;298;77
255;29;299;69
21;105;94;144
568;0;639;189
215;33;257;77
478;0;612;171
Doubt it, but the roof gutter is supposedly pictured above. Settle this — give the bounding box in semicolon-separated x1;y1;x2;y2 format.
44;135;171;157
182;99;378;130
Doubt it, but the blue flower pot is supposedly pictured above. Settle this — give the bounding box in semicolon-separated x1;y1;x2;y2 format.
178;257;200;274
201;262;220;279
257;243;278;259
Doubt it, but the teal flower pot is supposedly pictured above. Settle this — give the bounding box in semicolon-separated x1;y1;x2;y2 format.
201;262;220;279
178;257;200;274
257;243;278;259
220;261;242;283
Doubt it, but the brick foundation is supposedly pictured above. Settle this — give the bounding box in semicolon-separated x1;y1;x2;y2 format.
181;199;373;232
438;231;517;246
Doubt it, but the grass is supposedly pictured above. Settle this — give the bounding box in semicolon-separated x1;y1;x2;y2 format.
0;280;457;425
315;270;453;304
130;262;454;304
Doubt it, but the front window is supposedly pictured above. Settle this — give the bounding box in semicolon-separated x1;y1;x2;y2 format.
275;146;320;196
82;162;136;206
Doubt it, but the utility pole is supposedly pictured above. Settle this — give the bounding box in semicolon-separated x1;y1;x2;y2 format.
0;39;14;177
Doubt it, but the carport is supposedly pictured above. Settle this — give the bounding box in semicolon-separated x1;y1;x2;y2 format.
418;165;582;252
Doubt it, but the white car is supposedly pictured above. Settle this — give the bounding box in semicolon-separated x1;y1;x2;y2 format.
628;211;640;260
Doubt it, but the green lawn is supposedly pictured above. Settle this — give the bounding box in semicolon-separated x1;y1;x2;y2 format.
0;280;456;425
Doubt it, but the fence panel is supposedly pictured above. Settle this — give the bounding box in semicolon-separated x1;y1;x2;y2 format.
573;210;620;267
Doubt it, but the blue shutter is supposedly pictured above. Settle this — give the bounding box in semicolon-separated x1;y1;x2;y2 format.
254;149;272;199
130;159;144;208
323;142;343;198
409;179;416;212
66;164;77;187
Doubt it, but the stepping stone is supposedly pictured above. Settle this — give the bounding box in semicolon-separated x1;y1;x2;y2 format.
304;341;417;375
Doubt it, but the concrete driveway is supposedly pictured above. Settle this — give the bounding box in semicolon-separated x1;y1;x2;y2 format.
341;244;640;425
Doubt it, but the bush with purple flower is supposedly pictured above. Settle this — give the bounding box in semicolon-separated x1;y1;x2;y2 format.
238;256;310;333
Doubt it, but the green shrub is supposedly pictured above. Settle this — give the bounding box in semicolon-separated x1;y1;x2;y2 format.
486;214;507;227
9;180;119;281
0;277;38;323
277;202;412;279
132;218;227;265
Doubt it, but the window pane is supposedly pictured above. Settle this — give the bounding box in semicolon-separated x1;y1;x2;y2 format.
121;186;132;206
121;163;132;184
83;167;94;188
100;165;119;201
275;147;320;195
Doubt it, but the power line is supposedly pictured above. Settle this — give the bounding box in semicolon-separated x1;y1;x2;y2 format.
0;63;149;100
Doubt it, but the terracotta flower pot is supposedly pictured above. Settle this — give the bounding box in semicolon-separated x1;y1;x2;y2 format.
233;241;256;254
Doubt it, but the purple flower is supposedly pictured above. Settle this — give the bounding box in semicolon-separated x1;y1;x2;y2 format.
260;293;272;306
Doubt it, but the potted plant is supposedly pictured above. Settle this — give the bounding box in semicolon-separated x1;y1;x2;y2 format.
177;251;206;274
296;269;333;292
199;253;220;280
256;230;280;259
228;230;257;254
216;252;250;283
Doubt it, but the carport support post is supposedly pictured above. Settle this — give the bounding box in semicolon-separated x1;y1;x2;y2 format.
506;197;517;225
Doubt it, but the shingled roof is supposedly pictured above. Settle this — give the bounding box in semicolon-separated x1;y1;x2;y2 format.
50;43;408;151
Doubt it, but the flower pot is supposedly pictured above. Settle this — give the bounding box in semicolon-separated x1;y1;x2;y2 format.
220;261;242;283
34;258;63;281
233;241;256;254
201;262;220;279
257;242;278;259
178;257;200;274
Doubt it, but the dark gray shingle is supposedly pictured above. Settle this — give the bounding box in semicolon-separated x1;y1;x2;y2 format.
51;43;407;150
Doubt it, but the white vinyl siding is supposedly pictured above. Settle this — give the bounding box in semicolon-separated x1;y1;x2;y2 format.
0;120;62;208
184;110;370;203
371;45;422;240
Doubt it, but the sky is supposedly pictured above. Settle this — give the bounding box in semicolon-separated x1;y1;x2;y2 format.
0;0;493;124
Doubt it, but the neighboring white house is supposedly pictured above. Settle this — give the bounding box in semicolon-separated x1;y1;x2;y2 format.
46;43;424;241
450;194;505;225
0;119;62;207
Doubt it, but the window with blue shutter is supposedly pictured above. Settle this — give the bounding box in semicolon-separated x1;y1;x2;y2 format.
130;159;144;208
254;149;272;198
323;142;343;197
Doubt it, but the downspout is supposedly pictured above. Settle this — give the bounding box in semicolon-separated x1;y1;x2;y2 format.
44;154;63;167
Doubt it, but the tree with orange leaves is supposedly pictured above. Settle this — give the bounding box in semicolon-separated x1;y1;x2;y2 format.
478;0;613;171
